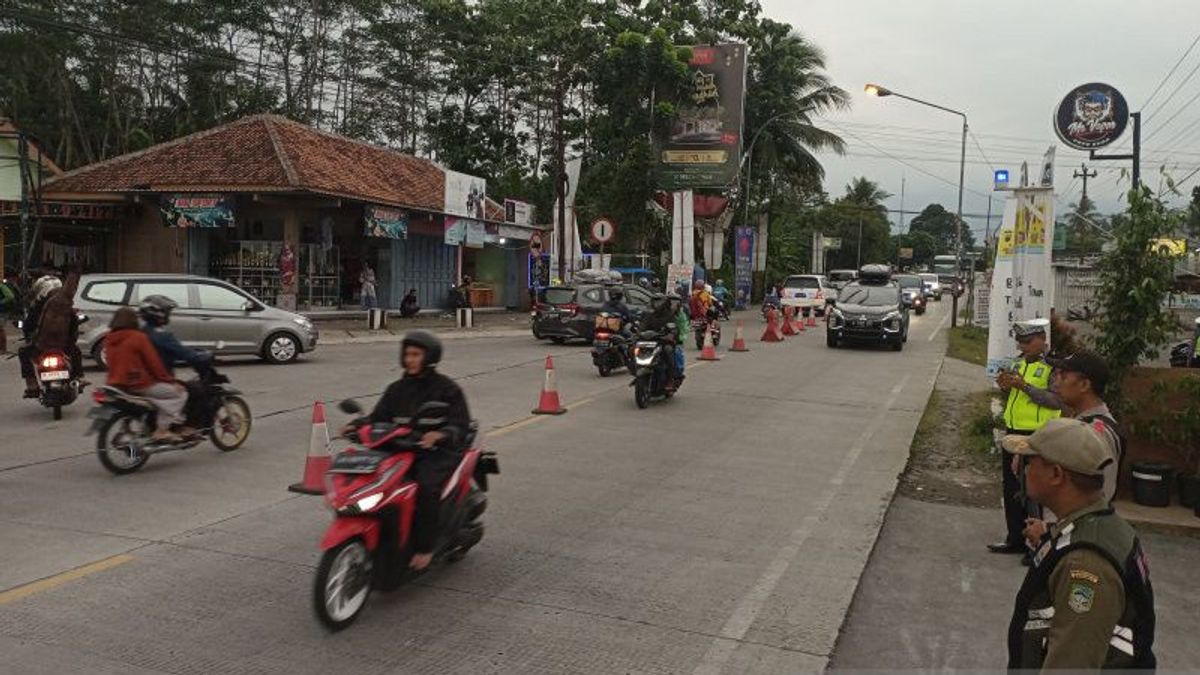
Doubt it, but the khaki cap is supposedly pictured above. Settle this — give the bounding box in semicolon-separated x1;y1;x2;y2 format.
1002;417;1113;477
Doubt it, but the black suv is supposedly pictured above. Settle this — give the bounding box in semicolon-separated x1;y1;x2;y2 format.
827;264;910;351
531;283;655;343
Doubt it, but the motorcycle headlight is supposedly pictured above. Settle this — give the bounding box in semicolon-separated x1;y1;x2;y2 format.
355;493;383;512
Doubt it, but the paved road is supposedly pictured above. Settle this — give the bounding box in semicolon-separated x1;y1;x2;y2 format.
0;301;951;674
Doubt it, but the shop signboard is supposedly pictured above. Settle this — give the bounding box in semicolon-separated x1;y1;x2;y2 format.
159;193;234;228
658;44;748;190
444;217;466;245
734;226;754;310
1053;83;1129;151
505;199;532;226
363;205;409;239
444;169;487;219
666;263;696;295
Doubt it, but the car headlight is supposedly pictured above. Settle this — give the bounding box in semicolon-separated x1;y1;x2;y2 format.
832;307;845;318
293;317;313;330
883;310;900;321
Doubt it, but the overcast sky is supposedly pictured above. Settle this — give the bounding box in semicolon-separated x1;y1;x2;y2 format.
759;0;1200;239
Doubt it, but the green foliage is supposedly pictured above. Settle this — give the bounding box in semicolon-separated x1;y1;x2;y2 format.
1124;375;1200;473
1091;186;1181;401
908;203;976;253
948;325;988;366
1059;194;1107;259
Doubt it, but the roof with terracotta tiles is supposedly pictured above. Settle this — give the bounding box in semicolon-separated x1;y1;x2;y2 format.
43;115;446;213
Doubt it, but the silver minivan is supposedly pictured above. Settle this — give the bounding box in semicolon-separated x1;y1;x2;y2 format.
75;274;319;365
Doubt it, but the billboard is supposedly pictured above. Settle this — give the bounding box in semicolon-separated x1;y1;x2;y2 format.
159;194;234;228
734;226;754;310
505;199;533;226
363;205;408;239
444;169;487;219
658;44;748;190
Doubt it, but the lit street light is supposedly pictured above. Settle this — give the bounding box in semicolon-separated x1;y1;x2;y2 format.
865;83;968;327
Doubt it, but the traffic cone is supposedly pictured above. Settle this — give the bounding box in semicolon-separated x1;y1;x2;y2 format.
730;321;750;352
532;355;567;415
288;401;331;495
698;324;721;360
781;306;798;336
793;307;807;332
806;309;819;327
761;308;784;342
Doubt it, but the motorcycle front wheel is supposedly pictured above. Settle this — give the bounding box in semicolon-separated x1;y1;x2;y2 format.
314;538;373;632
634;375;650;409
96;414;151;475
211;396;252;451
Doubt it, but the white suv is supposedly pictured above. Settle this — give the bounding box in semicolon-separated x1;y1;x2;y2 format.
918;273;942;300
780;274;834;315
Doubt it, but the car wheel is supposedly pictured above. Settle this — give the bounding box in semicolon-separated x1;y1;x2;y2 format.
532;324;544;340
263;332;300;364
826;333;839;348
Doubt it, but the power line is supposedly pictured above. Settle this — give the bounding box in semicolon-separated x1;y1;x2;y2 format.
827;121;993;200
1143;88;1200;143
1140;31;1200;109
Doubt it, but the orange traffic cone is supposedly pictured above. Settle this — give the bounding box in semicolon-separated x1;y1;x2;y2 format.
781;306;798;336
761;308;784;342
288;401;331;495
806;308;819;327
730;321;750;352
532;355;567;415
698;323;721;360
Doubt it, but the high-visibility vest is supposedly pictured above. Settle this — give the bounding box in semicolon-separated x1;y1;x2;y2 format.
1004;357;1060;431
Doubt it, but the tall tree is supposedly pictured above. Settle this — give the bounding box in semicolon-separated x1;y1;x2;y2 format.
908;203;975;253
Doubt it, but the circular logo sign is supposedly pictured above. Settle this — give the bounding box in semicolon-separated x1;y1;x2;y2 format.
591;217;616;244
1053;83;1129;151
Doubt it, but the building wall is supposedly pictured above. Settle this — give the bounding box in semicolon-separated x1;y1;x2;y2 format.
118;204;185;273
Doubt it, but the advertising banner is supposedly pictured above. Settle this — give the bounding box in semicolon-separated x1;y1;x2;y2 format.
504;199;532;226
734;226;754;310
465;220;486;249
159;194;234;228
363;205;408;239
985;190;1057;377
549;156;584;280
444;169;487;219
666;263;696;295
658;44;748;189
528;253;550;291
1053;83;1129;151
444;217;467;246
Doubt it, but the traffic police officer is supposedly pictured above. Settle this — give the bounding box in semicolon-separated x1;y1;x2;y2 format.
990;318;1062;555
1004;418;1156;669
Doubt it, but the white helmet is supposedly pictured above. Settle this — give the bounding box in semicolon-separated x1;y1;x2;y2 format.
31;275;62;303
704;284;713;294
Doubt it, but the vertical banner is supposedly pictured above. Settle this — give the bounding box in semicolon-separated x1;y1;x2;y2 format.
658;44;748;189
754;213;768;272
549;157;583;280
735;226;754;310
985;190;1057;376
671;190;696;264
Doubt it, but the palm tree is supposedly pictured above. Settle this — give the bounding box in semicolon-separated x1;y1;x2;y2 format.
841;177;892;213
743;20;850;195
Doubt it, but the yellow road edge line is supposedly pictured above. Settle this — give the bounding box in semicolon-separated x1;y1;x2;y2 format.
0;553;135;606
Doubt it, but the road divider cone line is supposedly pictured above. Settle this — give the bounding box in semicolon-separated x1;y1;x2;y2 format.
730;321;749;352
698;324;721;360
288;401;331;495
806;308;819;327
781;306;798;336
761;308;784;342
794;307;807;332
532;355;567;415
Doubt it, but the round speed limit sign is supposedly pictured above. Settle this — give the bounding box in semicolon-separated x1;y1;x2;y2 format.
591;217;616;244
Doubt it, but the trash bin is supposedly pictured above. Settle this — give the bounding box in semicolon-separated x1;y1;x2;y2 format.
1130;462;1174;508
367;308;386;330
456;307;474;328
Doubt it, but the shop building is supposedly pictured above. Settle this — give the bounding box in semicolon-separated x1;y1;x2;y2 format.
37;114;540;310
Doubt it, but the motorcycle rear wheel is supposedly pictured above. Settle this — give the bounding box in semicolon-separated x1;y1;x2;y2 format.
314;538;373;632
96;414;151;475
211;396;252;452
597;363;611;377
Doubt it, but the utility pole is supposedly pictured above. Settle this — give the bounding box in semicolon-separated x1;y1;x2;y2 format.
856;214;863;269
17;129;31;278
1073;162;1097;203
554;61;567;282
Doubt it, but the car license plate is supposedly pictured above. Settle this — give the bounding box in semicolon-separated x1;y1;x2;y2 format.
39;370;69;381
854;319;866;327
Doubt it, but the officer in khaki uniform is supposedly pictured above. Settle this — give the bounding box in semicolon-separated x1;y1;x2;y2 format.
990;318;1062;555
1003;418;1156;670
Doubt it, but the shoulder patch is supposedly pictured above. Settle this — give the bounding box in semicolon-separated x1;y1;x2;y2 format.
1070;569;1100;584
1068;582;1095;614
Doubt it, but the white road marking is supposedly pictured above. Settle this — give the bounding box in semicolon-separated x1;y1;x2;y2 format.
928;309;952;342
691;375;911;674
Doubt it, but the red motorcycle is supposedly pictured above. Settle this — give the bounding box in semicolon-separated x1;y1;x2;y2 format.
312;400;499;631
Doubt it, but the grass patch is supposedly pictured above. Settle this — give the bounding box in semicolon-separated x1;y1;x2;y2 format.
948;325;988;366
910;389;943;452
963;390;999;457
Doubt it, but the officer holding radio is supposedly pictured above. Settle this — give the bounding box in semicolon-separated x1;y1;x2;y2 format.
989;318;1063;556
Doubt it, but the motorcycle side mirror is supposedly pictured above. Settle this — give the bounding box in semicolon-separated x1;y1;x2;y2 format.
338;399;363;415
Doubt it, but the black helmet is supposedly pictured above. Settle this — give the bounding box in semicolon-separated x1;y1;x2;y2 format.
610;288;624;301
401;330;443;367
138;294;178;326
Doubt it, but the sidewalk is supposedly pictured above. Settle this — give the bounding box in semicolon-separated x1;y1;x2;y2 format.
313;309;533;345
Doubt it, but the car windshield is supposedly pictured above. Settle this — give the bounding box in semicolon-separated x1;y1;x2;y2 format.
919;274;938;282
839;285;898;307
896;276;922;289
783;276;818;289
544;288;576;305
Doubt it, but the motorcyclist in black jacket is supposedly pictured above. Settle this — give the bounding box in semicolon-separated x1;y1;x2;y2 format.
357;331;471;571
640;295;684;389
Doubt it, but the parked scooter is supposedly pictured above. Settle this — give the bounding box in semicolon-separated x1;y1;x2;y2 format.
312;399;500;631
87;361;251;474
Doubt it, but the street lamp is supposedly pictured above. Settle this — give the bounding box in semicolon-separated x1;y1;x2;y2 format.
865;83;968;327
